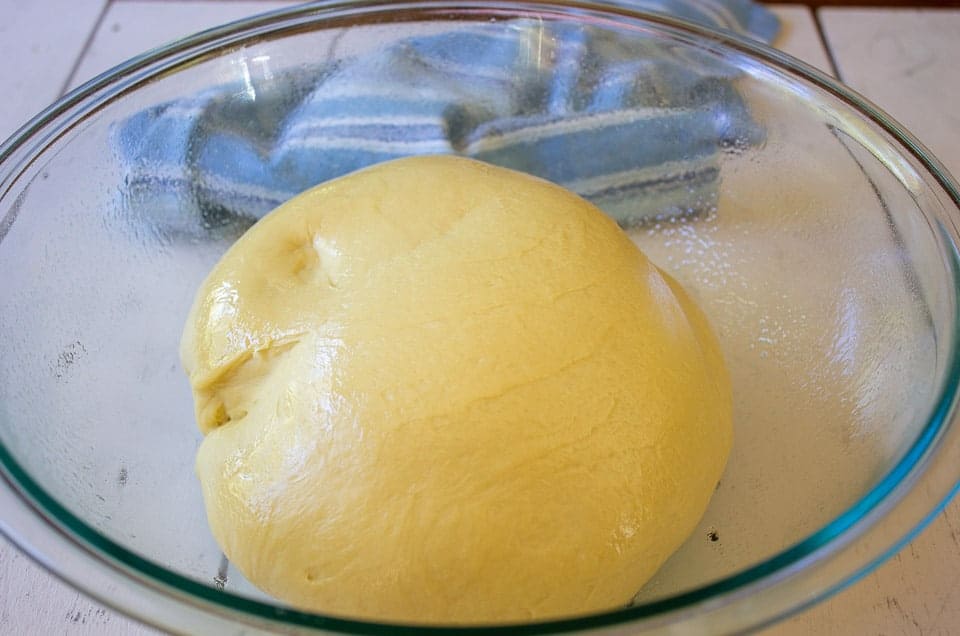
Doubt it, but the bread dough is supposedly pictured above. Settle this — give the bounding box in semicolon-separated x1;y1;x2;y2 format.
182;156;732;623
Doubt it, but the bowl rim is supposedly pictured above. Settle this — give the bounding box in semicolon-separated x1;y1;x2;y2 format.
2;0;960;633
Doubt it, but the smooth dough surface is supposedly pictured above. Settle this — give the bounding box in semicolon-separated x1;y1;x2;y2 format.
182;155;732;624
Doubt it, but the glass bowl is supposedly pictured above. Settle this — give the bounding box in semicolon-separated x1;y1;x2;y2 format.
2;1;959;633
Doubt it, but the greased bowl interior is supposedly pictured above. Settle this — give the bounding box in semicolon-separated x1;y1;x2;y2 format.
1;2;959;634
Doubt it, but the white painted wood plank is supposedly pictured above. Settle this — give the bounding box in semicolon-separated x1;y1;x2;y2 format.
68;0;300;91
767;4;832;75
0;2;156;633
821;8;960;176
0;536;157;634
0;0;106;142
769;8;960;636
769;504;960;636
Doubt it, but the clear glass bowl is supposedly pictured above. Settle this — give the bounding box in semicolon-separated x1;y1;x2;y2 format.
2;1;959;633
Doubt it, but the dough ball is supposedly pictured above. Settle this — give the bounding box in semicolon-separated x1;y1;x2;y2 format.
182;156;732;624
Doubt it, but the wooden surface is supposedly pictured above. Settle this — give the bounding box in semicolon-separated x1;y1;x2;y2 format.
0;2;957;634
768;9;960;636
0;1;106;141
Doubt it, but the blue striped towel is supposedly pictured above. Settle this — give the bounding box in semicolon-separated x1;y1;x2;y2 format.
115;0;778;239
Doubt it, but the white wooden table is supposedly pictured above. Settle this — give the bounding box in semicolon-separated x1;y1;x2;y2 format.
1;2;958;634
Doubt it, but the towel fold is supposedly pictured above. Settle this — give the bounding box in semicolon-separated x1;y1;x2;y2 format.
114;0;778;240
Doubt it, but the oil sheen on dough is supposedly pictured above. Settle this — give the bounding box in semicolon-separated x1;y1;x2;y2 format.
181;156;732;624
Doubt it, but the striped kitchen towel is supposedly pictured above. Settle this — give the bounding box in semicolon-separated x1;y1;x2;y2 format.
115;0;778;240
